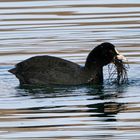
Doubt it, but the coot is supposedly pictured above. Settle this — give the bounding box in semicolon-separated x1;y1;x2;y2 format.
9;42;125;85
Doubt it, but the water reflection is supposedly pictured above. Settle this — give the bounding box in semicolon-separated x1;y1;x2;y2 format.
86;86;126;122
19;84;127;122
0;0;140;139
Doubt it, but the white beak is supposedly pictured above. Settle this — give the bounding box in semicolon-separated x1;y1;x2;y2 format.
116;54;127;61
115;48;127;61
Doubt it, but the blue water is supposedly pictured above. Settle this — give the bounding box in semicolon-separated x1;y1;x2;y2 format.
0;0;140;139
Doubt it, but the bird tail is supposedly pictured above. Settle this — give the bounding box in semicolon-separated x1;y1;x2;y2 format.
8;68;17;74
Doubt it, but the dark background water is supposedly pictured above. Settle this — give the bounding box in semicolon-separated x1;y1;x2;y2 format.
0;0;140;139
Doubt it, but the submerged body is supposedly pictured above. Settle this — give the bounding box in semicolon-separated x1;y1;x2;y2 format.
9;42;126;86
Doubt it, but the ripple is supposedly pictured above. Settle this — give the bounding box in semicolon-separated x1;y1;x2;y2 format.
0;0;140;139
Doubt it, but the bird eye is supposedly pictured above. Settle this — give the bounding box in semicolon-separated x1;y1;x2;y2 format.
109;50;114;54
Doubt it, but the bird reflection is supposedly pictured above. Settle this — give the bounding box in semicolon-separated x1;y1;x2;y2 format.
86;85;127;122
17;83;127;122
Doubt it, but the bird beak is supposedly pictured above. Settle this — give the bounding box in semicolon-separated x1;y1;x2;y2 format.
116;54;127;61
115;48;127;61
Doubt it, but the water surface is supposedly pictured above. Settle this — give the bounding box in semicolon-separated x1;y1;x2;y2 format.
0;0;140;139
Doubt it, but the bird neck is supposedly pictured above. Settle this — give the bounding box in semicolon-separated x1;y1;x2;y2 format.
94;67;103;84
84;49;104;84
84;64;103;84
85;48;102;68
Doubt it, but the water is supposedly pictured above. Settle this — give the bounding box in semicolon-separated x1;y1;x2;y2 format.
0;0;140;139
